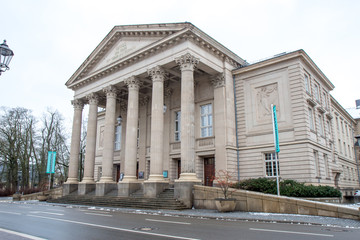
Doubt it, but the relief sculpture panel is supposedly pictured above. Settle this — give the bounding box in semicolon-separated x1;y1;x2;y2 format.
255;83;279;122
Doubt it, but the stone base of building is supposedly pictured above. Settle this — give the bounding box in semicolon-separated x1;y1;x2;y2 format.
78;183;96;195
174;181;201;208
143;181;169;198
63;183;78;196
95;182;117;196
117;182;142;197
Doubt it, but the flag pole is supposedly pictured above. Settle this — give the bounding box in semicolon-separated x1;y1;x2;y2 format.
271;104;280;196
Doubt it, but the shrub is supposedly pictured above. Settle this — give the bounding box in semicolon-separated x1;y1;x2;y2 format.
0;189;16;197
232;178;342;198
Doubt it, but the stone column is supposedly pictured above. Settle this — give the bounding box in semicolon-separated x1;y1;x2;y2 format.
79;93;98;195
174;53;201;207
118;77;142;196
100;85;118;182
64;99;83;195
148;66;166;182
144;66;168;197
212;73;227;172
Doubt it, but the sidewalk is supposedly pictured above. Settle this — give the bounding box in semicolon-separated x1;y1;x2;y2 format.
7;199;360;229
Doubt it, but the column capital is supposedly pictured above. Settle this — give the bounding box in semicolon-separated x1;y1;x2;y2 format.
125;76;142;90
211;73;225;89
71;99;84;110
147;66;166;83
175;53;200;71
103;85;118;97
86;93;99;104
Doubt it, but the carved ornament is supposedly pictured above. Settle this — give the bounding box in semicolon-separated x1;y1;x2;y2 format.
71;99;84;110
124;76;142;90
175;53;200;71
211;73;225;88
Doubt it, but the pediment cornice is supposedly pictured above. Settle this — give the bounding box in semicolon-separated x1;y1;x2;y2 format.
66;23;246;90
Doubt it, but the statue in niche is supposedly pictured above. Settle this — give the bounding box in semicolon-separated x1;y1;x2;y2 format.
256;83;279;121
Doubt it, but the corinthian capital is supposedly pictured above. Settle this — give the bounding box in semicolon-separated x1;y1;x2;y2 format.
147;66;166;83
124;76;142;90
71;99;84;110
211;73;225;89
86;93;99;105
103;85;118;98
175;53;200;71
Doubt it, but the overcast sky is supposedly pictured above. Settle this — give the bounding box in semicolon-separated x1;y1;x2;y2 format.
2;0;359;128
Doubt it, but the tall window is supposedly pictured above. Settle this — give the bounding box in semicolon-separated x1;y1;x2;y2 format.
314;150;320;177
264;152;280;177
175;111;181;141
308;108;315;130
318;114;324;136
201;104;213;137
314;84;320;102
304;74;310;93
114;124;122;151
324;154;330;178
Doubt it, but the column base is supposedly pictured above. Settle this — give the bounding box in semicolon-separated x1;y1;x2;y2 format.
177;173;202;182
78;182;96;195
63;183;78;196
65;178;79;184
143;181;169;198
99;176;115;183
147;174;166;182
174;177;202;208
95;182;117;196
121;176;138;183
117;182;142;197
81;177;95;184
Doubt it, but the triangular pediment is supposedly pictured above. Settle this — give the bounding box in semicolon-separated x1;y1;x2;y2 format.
66;22;247;89
90;36;162;74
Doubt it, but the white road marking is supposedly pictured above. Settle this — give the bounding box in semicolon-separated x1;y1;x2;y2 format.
0;210;21;215
46;208;65;212
27;215;200;240
146;218;191;225
250;228;334;237
79;209;110;213
29;211;64;216
85;212;113;217
0;227;46;240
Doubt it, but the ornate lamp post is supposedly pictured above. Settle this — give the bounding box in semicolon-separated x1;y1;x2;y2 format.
0;40;14;75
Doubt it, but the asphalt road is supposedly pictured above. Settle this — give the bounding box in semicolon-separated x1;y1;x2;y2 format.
0;202;359;240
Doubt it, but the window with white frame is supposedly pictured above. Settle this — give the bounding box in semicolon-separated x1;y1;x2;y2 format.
304;74;310;93
308;108;315;130
175;111;181;141
200;104;213;137
114;124;122;151
264;152;280;177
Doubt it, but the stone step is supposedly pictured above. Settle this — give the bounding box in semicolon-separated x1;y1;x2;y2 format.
48;188;187;210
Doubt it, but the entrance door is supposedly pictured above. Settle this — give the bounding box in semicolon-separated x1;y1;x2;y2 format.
204;157;215;186
116;164;120;182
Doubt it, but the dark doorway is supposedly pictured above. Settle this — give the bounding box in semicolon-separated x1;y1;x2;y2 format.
204;157;215;186
116;164;120;182
177;159;181;179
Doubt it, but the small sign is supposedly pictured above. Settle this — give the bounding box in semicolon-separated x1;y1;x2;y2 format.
138;171;144;179
46;151;56;174
163;170;168;178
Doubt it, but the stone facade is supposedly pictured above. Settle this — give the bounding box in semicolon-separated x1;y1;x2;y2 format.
64;23;360;198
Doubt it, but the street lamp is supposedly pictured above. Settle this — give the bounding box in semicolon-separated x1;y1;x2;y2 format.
0;40;14;75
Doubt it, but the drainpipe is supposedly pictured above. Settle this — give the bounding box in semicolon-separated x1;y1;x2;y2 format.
233;75;240;182
354;133;360;185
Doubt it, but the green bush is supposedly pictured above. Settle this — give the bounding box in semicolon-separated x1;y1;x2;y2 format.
231;178;341;198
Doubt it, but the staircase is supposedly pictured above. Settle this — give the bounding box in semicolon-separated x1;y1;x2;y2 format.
48;188;188;210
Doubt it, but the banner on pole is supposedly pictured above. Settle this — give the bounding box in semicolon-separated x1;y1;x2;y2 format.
272;105;280;153
46;151;56;174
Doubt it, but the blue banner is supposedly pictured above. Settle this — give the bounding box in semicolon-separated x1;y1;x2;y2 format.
273;105;280;153
46;151;56;174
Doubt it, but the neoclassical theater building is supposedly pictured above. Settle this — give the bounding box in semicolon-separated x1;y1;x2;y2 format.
64;22;360;202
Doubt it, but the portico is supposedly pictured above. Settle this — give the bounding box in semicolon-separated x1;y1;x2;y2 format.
64;23;245;206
